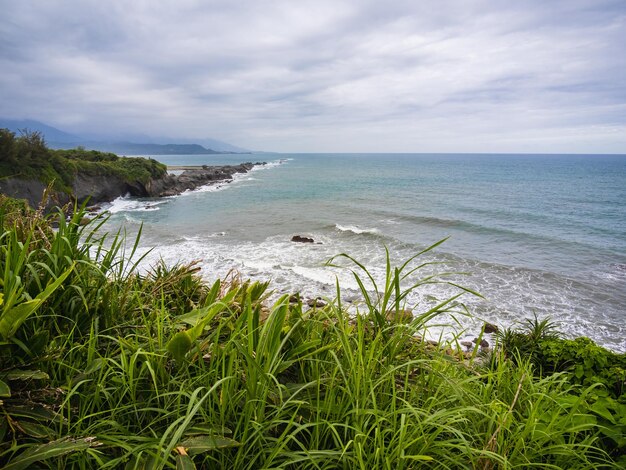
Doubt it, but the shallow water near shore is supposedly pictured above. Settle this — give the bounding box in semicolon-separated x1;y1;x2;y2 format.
103;153;626;351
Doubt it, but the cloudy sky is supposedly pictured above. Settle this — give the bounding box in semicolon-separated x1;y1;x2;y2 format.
1;0;625;153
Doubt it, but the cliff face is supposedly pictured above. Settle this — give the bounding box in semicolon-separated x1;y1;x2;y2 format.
0;178;63;208
72;173;142;204
0;163;261;208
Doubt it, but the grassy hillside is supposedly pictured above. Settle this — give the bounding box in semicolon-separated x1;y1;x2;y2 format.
0;199;624;468
0;129;166;194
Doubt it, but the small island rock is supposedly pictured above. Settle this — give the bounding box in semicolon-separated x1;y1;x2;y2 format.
292;235;315;243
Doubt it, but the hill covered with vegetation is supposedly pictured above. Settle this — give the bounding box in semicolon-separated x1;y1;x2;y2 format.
0;128;167;202
0;198;624;468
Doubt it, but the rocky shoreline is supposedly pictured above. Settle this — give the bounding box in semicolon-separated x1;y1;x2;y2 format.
0;162;266;208
145;162;264;198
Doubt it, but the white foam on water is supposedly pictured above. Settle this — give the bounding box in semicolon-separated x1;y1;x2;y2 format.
105;196;168;214
182;232;226;241
100;189;626;353
290;266;340;287
437;259;626;352
178;180;233;195
174;159;287;197
250;159;289;172
128;232;626;351
381;218;401;225
335;224;380;235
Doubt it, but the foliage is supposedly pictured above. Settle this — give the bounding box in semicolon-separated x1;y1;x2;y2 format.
498;314;626;398
0;128;167;193
498;313;626;462
0;204;622;468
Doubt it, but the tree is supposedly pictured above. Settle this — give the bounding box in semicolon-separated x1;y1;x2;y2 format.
0;128;17;163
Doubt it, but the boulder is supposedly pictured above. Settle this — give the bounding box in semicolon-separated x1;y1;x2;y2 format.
460;340;474;351
291;235;314;243
473;337;489;349
484;322;499;334
307;297;326;308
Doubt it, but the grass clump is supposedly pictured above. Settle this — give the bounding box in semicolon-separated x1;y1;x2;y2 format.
0;200;623;468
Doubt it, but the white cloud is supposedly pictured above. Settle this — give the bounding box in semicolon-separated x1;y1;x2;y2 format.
0;0;624;152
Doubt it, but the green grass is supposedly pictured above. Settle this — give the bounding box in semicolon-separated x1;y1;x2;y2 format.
0;200;623;469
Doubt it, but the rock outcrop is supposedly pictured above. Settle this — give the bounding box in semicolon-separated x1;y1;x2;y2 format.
73;173;143;205
0;162;261;208
147;163;256;197
0;178;65;209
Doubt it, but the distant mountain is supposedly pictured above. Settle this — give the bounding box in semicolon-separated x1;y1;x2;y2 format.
145;136;249;153
0;118;80;143
0;118;250;154
49;141;221;155
196;138;248;153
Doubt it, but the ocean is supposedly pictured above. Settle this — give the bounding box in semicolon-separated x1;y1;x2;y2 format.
102;153;626;351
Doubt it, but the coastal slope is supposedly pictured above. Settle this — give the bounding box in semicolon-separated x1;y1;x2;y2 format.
0;128;259;207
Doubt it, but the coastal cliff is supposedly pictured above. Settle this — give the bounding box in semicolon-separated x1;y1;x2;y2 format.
71;162;259;202
0;128;260;207
0;163;260;207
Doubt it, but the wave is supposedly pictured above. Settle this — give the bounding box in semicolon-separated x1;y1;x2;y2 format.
179;180;234;195
335;224;379;235
250;158;290;171
105;196;168;214
382;212;616;254
123;227;626;352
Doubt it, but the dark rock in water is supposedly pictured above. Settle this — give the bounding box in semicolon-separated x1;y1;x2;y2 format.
473;338;489;349
289;294;301;304
292;235;314;243
484;322;499;334
307;297;326;308
79;216;92;226
460;340;474;351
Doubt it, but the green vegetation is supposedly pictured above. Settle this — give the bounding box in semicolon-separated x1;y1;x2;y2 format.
0;198;624;468
497;316;626;460
0;129;167;193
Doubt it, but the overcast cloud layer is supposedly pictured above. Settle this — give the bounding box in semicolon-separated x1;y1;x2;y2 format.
1;0;625;153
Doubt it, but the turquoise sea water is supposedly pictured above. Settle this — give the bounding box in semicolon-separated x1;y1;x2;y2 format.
104;153;626;351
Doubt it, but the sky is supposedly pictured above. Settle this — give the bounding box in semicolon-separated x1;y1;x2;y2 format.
1;0;625;153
